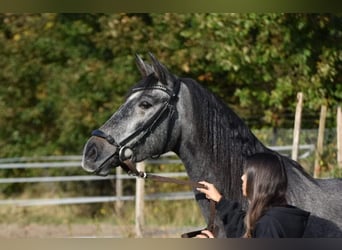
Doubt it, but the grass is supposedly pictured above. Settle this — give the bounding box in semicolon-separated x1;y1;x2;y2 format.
0;199;205;231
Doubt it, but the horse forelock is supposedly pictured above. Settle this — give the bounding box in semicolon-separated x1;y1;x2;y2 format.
138;74;159;88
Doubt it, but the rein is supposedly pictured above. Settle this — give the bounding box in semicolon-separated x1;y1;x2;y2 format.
121;160;217;238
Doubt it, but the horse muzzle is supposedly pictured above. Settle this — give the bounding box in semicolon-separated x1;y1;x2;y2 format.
81;136;121;176
82;130;137;176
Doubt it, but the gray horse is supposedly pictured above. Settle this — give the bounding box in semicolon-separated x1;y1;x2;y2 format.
82;53;342;237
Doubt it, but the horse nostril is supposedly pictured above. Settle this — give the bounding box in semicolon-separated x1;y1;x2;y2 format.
87;144;98;162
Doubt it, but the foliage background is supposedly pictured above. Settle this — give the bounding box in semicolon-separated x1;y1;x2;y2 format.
0;13;341;158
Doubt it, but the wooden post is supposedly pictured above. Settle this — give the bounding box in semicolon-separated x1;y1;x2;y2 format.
115;167;123;215
292;92;303;161
135;162;145;238
314;105;327;178
337;106;342;168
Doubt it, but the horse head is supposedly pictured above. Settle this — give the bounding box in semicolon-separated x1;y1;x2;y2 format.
82;53;182;176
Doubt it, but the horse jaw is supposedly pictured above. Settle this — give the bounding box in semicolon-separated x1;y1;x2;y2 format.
81;136;120;176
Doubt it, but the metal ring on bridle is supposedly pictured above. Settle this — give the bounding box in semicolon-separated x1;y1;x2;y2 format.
119;146;134;162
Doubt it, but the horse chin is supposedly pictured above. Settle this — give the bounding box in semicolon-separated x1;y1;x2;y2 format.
94;168;110;176
82;155;120;176
96;157;121;176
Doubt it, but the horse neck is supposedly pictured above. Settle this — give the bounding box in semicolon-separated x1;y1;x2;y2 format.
175;79;266;202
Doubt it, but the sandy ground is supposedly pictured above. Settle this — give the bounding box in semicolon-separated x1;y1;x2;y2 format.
0;223;200;238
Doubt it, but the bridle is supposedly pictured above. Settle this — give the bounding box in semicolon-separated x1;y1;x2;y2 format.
91;75;180;173
90;75;217;238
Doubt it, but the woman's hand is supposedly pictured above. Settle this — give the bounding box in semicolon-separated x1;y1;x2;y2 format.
194;230;215;238
197;181;222;203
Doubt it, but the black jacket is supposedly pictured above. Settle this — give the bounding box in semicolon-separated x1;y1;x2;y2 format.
216;197;310;238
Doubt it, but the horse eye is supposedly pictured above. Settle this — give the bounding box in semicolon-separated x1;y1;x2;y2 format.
139;101;152;109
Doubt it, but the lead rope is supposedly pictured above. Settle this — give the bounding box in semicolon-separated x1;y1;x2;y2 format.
120;160;217;238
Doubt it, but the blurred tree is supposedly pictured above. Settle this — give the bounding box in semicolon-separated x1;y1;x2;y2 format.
0;13;340;159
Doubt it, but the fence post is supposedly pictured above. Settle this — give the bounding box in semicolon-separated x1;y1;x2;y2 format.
135;162;145;238
337;106;342;168
314;105;327;178
292;92;303;161
115;167;123;215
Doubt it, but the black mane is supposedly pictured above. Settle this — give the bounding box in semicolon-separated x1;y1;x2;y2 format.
180;77;315;203
180;78;267;203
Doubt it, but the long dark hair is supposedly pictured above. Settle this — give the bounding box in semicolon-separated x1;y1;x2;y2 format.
243;152;288;238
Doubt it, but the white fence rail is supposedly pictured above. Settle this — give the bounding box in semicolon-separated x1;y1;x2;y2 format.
0;144;314;207
0;153;191;206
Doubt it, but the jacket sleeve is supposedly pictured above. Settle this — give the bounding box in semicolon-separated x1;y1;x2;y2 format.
215;197;246;238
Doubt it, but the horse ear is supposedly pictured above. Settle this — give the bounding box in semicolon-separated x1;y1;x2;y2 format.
148;52;175;85
135;53;153;77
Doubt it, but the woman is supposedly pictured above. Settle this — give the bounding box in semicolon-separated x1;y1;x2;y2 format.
196;152;310;238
